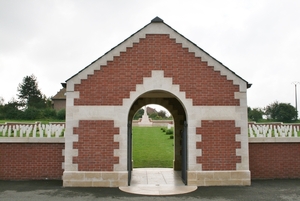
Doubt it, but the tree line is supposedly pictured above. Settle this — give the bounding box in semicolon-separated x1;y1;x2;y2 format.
248;101;298;123
133;107;173;120
0;75;65;120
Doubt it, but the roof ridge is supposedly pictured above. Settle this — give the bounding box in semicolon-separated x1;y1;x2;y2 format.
151;16;163;23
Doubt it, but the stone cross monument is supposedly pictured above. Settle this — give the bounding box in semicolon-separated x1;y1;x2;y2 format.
138;106;152;126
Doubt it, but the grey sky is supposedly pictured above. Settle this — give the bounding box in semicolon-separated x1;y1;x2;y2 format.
1;0;300;111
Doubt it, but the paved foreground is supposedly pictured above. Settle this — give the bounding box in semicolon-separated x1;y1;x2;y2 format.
0;179;300;201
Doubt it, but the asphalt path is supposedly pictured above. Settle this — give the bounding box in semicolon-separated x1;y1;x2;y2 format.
0;179;300;201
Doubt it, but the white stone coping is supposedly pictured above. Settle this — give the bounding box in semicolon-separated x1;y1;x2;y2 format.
0;137;65;143
3;137;299;143
249;137;300;143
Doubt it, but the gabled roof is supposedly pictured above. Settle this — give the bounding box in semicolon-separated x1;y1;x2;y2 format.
52;88;66;100
66;17;251;89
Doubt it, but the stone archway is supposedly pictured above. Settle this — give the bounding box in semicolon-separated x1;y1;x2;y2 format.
127;90;187;185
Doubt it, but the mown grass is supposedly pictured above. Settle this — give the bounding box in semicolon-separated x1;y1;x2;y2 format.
132;126;174;168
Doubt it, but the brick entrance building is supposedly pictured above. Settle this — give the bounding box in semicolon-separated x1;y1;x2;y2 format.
63;17;251;187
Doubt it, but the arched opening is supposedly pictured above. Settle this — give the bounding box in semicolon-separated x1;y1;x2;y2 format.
127;90;187;186
132;104;174;168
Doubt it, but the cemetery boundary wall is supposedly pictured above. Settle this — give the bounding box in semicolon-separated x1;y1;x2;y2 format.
1;128;300;181
249;138;300;179
0;138;64;180
1;138;299;181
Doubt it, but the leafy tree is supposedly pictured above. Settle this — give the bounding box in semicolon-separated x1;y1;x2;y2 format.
0;97;3;119
133;107;173;120
133;108;144;120
149;112;159;120
157;110;167;119
57;109;65;120
0;99;23;119
17;74;46;109
265;101;279;120
265;101;297;122
22;107;40;120
45;97;53;108
0;97;4;105
41;108;57;119
248;107;264;121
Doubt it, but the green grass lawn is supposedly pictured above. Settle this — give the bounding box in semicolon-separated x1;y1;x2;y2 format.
132;126;174;168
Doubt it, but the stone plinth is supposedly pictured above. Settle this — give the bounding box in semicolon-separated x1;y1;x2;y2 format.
138;106;152;127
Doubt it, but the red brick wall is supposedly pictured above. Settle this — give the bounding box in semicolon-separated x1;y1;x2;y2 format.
74;34;239;106
196;120;241;170
249;143;300;179
0;143;64;180
2;142;300;180
73;120;119;171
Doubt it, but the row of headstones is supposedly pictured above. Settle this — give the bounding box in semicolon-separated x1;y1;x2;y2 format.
249;124;300;137
0;124;65;138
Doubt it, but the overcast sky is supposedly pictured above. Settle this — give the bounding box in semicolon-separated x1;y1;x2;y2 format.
1;0;300;112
